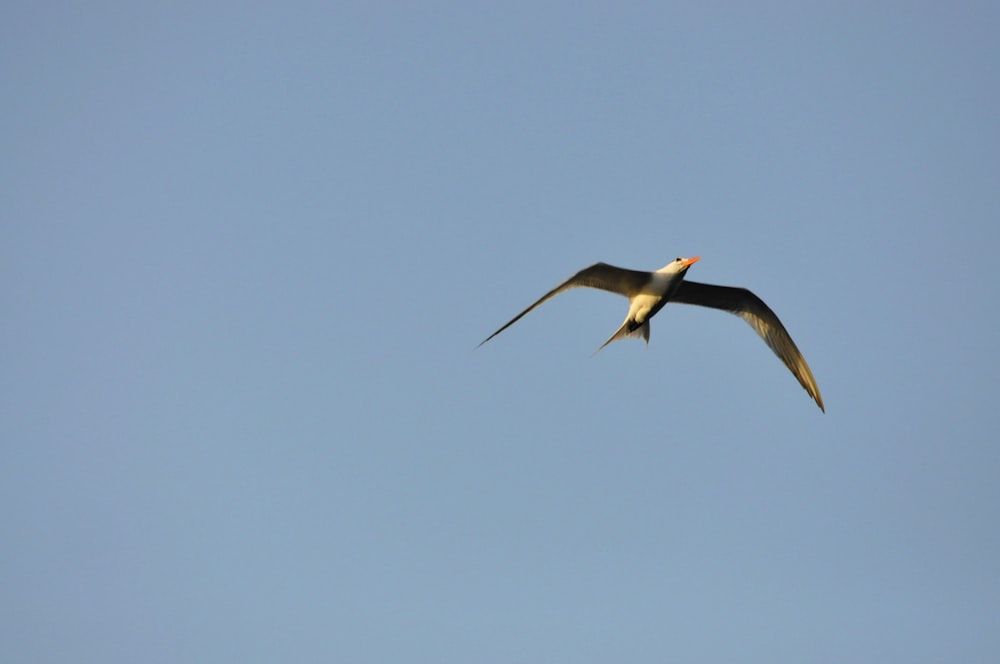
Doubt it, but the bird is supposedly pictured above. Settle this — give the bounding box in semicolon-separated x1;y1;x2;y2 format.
478;256;824;412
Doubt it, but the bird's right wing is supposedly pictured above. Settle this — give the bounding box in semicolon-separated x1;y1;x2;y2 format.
478;263;651;347
673;280;824;411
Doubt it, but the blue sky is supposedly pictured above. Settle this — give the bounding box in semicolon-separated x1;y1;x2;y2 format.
3;2;999;662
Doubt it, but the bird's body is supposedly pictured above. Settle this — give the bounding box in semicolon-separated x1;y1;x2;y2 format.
479;256;824;412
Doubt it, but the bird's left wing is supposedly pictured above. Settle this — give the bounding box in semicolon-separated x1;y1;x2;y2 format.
478;262;651;347
673;280;824;411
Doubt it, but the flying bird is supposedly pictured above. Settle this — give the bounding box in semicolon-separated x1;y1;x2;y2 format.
479;257;824;412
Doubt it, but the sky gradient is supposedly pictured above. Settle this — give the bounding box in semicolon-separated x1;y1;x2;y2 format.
4;3;999;662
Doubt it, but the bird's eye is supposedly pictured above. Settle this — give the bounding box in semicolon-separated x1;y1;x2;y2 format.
675;257;682;262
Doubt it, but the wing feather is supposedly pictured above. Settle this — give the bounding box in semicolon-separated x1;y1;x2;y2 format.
673;280;824;411
478;263;651;347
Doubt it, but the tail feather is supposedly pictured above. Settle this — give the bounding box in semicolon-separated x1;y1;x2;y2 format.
593;319;650;355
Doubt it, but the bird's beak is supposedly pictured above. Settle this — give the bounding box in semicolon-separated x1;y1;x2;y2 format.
681;256;701;267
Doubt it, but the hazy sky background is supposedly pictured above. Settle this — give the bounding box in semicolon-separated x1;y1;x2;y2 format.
3;3;999;662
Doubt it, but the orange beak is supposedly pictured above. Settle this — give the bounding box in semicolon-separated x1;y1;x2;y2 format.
681;256;701;267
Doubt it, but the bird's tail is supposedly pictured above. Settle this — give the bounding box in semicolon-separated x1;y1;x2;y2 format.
593;319;650;355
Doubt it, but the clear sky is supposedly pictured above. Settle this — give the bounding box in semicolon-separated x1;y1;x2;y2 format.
3;2;999;662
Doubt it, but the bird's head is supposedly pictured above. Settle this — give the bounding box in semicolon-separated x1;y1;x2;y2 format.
660;255;701;274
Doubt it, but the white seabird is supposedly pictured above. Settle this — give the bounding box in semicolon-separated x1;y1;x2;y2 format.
479;256;824;412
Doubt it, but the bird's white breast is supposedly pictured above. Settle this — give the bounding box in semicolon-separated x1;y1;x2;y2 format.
626;272;678;323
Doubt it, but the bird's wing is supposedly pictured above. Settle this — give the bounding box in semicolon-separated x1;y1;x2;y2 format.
478;262;651;347
673;280;824;412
